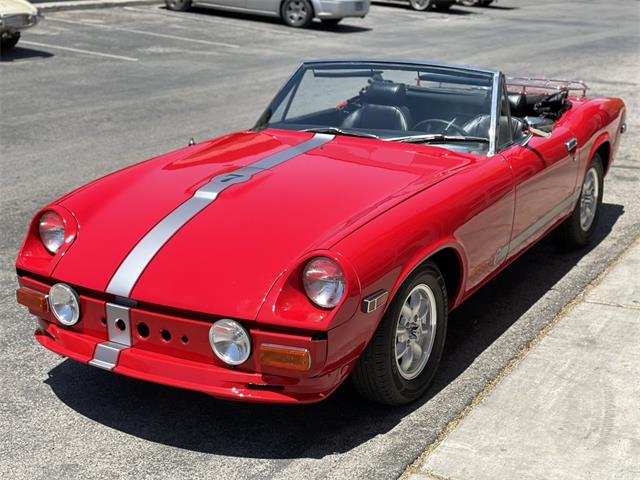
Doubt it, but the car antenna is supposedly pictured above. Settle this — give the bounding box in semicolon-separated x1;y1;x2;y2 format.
188;138;195;146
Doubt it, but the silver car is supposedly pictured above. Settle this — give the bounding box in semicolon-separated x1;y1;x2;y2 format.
165;0;369;28
0;0;42;50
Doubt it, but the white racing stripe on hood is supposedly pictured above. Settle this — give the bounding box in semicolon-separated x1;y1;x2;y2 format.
105;133;334;298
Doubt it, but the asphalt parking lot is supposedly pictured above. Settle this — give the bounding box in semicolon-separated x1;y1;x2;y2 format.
1;1;639;479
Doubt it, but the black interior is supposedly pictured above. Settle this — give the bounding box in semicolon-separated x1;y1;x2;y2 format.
341;82;413;131
276;80;571;143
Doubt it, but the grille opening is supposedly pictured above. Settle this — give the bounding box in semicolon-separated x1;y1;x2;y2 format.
160;329;171;342
115;319;127;332
137;322;150;338
181;335;189;344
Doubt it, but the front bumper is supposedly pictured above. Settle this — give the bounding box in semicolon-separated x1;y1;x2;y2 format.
19;276;352;404
314;0;370;19
0;11;42;34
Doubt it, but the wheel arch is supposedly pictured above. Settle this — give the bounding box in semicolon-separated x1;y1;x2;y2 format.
593;139;611;175
389;241;467;313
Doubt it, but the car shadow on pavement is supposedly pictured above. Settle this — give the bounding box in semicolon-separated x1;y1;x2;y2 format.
185;6;372;33
0;47;54;62
45;203;623;460
371;2;477;15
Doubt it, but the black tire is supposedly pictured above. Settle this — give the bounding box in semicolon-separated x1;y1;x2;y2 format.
321;18;342;25
352;262;448;405
281;0;314;28
165;0;192;12
556;154;604;248
409;0;432;11
1;32;20;51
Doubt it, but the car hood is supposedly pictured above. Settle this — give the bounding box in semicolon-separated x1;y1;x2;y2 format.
53;129;473;320
0;0;37;15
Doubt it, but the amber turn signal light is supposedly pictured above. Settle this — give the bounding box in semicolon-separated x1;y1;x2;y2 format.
16;287;49;315
257;344;311;371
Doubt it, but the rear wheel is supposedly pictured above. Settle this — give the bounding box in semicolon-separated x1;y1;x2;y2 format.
556;154;604;248
409;0;432;11
1;32;20;51
352;262;448;405
165;0;192;11
281;0;314;27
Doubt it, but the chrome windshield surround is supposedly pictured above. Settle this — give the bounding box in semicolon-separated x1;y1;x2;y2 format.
256;58;502;154
488;71;502;157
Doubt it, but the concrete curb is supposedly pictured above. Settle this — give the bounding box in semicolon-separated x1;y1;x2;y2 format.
36;0;161;13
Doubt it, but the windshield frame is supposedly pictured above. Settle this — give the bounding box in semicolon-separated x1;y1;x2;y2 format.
254;59;502;156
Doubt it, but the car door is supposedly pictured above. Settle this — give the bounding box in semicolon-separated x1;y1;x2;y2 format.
499;84;580;260
199;0;246;9
246;0;278;13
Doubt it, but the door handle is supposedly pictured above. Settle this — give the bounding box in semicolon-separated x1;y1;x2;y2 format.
565;137;578;152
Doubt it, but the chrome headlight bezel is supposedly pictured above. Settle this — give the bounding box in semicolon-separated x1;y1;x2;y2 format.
302;256;346;309
208;319;252;366
48;283;80;326
38;210;66;254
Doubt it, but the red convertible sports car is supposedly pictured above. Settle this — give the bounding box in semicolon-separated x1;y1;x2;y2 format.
16;60;626;405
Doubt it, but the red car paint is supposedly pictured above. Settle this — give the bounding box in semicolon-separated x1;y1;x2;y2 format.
16;91;625;404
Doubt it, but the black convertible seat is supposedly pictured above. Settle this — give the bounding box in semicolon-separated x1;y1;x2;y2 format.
341;82;412;131
463;114;524;142
508;91;570;119
508;93;527;117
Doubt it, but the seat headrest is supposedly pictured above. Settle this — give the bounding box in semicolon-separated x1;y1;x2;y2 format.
508;93;526;117
363;82;406;106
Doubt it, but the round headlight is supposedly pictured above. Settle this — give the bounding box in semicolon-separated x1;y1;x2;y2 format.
302;257;345;309
209;319;251;365
48;283;80;326
38;211;65;254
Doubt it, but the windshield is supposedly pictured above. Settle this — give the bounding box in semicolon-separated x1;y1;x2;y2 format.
258;62;495;150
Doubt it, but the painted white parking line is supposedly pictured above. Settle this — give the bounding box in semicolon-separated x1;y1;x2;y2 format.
122;6;316;37
20;40;139;61
47;17;241;48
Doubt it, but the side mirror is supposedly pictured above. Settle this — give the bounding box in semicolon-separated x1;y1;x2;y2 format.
523;117;553;139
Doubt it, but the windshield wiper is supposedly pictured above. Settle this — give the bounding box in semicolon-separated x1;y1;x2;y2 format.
387;134;489;144
302;126;379;139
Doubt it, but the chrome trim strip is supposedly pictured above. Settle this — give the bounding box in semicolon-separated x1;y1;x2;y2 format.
488;72;501;157
105;302;131;347
106;133;334;298
89;341;128;371
362;289;389;313
89;301;133;371
494;190;580;265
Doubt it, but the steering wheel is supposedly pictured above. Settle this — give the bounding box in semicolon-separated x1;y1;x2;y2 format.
413;118;467;136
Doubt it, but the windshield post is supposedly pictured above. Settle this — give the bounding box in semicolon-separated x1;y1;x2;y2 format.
488;72;502;156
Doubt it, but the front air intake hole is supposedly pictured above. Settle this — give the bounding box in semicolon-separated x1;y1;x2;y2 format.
137;322;150;338
160;329;171;342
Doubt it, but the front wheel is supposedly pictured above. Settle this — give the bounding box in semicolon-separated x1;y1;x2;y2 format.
409;0;432;11
281;0;314;27
351;262;448;405
556;153;604;248
165;0;192;11
1;32;20;51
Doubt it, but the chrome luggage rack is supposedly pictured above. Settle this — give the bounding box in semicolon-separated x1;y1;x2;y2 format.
506;77;589;97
